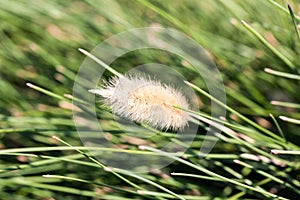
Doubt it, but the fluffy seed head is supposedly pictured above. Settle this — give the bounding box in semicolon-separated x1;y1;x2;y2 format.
89;76;190;131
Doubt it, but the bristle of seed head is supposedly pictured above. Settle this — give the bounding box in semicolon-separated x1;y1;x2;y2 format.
90;76;190;131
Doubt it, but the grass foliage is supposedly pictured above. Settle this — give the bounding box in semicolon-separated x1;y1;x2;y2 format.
1;0;300;199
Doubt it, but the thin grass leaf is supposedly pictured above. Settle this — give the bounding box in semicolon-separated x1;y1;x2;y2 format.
266;0;300;21
241;20;294;69
271;149;300;155
78;48;124;78
26;83;66;101
171;172;223;181
279;115;300;124
264;68;300;80
269;114;286;143
288;4;300;41
271;100;300;108
137;190;208;200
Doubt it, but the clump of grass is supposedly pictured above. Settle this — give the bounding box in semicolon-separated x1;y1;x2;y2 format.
1;1;300;199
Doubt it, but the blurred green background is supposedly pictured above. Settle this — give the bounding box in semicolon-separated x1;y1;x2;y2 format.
1;0;300;199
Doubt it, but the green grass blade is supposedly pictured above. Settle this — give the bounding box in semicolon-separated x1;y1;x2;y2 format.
264;68;300;80
241;20;294;69
279;116;300;124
